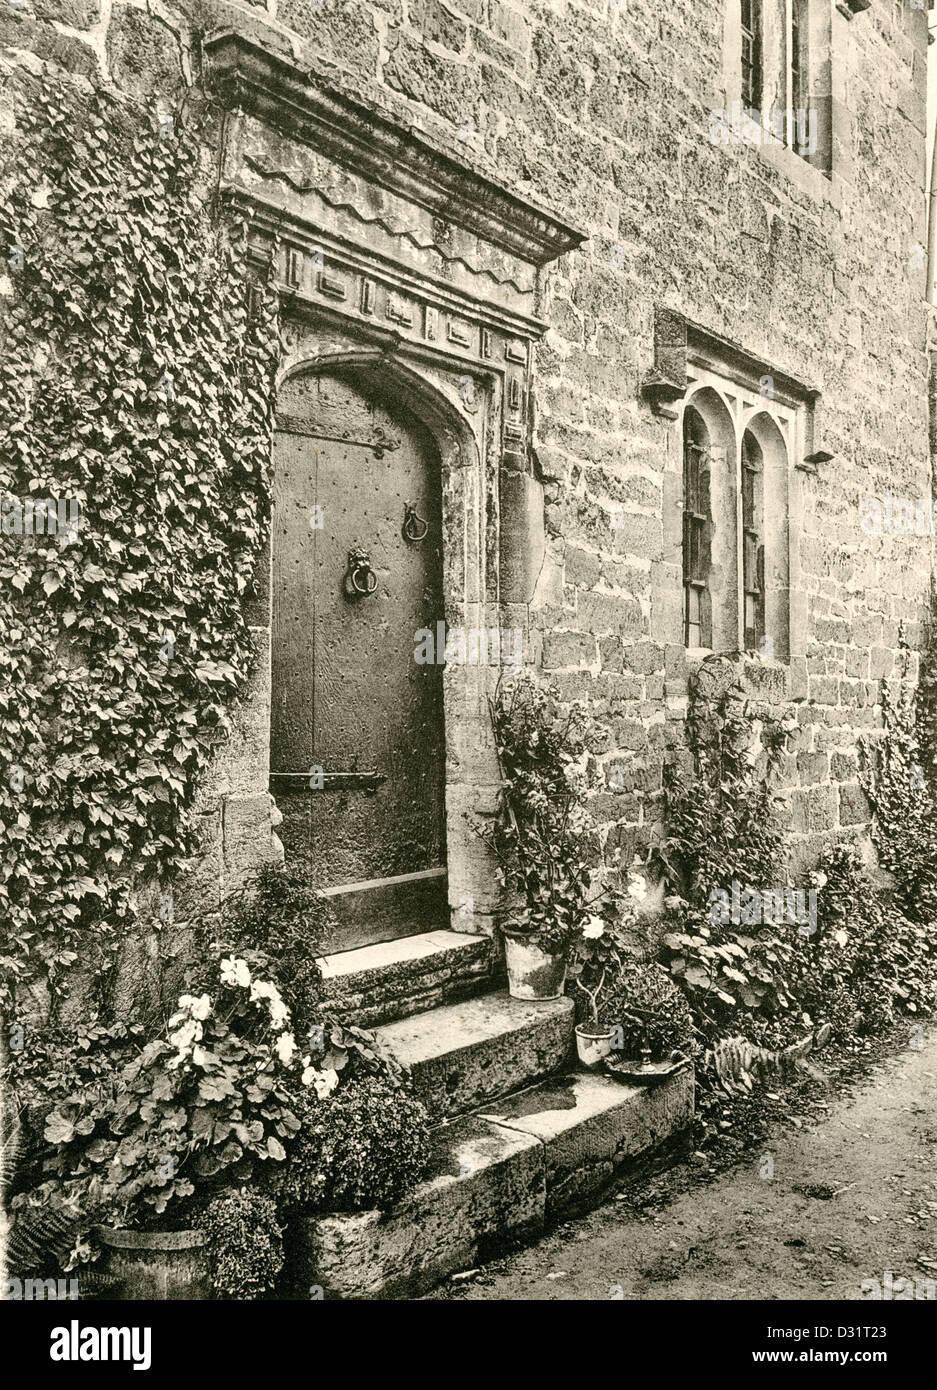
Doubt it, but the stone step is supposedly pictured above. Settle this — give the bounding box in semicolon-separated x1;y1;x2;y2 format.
294;1066;696;1299
373;989;575;1120
318;930;498;1027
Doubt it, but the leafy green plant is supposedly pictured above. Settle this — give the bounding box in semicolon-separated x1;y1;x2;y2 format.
481;671;612;957
657;663;799;1045
202;1187;284;1301
860;635;937;924
789;843;935;1041
196;865;334;1037
592;959;694;1059
567;872;650;1025
0;73;279;1017
273;1078;432;1215
12;949;304;1244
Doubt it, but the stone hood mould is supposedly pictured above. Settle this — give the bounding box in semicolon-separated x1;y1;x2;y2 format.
202;29;586;269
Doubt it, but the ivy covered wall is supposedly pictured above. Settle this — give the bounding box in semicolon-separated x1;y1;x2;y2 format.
0;2;931;1023
0;65;280;1026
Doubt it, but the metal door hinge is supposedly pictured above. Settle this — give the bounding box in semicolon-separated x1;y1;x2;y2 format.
270;770;386;793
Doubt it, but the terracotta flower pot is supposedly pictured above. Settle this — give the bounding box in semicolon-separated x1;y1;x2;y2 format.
574;1022;616;1070
96;1227;210;1300
503;932;567;1000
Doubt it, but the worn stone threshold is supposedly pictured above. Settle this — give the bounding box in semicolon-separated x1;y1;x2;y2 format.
292;1066;695;1299
319;929;498;1028
372;990;575;1120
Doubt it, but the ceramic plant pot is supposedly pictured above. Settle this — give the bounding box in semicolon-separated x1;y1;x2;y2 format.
96;1227;210;1300
503;932;567;1001
574;1022;616;1070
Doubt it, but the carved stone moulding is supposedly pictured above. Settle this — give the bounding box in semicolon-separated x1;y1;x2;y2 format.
642;306;830;466
205;30;586;480
202;30;585;270
235;190;543;460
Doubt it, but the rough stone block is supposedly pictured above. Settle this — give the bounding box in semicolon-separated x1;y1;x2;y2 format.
480;1069;695;1217
222;791;281;882
839;782;870;826
106;4;184;96
543;630;597;669
374;990;575;1120
319;929;497;1027
173;809;223;922
294;1115;545;1299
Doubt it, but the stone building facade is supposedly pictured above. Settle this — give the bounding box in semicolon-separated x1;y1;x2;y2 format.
1;1;931;995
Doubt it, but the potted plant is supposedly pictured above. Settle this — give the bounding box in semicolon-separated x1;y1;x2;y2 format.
4;865;424;1299
568;910;629;1068
598;958;695;1083
12;950;306;1298
567;870;652;1066
481;674;602;1000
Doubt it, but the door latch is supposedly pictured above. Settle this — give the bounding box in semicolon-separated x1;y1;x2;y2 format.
344;547;377;598
402;501;428;544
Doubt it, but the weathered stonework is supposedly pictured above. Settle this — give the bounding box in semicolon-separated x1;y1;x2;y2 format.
294;1064;694;1297
2;1;930;996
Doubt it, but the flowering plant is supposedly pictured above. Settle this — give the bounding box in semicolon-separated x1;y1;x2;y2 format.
482;673;609;958
567;871;646;1026
16;948;315;1240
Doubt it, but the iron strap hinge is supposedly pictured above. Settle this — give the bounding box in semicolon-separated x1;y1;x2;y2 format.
269;770;386;793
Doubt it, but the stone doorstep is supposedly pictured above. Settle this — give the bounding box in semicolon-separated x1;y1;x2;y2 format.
296;1068;695;1300
478;1068;696;1219
372;989;576;1121
318;929;498;1028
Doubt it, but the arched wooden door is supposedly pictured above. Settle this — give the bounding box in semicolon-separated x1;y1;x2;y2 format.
271;369;447;951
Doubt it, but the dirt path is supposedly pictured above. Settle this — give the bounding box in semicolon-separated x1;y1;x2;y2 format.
437;1030;937;1301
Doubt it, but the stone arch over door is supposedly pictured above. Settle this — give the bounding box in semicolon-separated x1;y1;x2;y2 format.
202;30;585;946
269;347;495;951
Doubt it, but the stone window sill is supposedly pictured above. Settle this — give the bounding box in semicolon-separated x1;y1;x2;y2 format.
753;134;842;211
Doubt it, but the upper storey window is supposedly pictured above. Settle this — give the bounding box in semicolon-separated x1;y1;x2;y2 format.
721;0;832;177
740;0;763;113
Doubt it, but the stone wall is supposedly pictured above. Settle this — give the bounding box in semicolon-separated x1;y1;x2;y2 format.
1;1;931;975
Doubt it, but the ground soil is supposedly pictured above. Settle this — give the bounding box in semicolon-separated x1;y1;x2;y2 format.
433;1025;937;1301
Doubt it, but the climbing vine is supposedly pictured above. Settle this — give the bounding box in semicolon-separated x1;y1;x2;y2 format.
0;71;280;1015
657;658;798;1047
860;626;937;924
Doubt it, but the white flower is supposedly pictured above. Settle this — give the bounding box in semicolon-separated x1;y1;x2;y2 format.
220;956;251;989
833;928;849;948
169;1018;201;1052
167;1015;203;1068
583;917;605;940
250;978;290;1029
275;1032;296;1065
627;873;648;903
302;1065;339;1099
813;872;828;889
192;1045;210;1068
177;992;211;1020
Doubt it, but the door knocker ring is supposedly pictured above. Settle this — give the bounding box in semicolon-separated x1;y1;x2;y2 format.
402;501;428;544
345;548;378;598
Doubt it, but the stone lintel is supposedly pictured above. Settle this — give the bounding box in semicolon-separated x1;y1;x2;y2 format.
645;305;822;414
203;30;586;268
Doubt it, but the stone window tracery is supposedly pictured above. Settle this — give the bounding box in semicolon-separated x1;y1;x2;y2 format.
680;373;793;662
